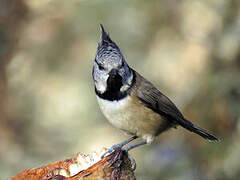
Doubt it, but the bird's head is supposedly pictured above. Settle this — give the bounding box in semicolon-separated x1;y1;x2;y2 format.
93;25;133;94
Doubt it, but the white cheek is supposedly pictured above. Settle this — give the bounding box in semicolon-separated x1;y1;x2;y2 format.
96;81;107;93
120;74;133;92
95;74;109;93
120;84;129;92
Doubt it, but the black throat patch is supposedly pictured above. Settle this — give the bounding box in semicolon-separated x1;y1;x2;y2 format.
95;70;136;101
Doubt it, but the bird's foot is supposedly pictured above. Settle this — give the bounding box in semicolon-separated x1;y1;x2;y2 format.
101;136;138;170
101;136;138;159
101;145;137;171
101;144;124;159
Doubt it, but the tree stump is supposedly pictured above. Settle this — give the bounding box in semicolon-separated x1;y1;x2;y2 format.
9;149;136;180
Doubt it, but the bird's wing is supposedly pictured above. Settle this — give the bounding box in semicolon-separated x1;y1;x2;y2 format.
133;70;219;141
134;71;184;123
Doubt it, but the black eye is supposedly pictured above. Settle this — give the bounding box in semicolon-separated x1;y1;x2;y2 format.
95;60;105;70
98;64;105;70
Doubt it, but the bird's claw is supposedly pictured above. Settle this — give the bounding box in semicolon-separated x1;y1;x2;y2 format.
101;145;137;171
123;150;136;171
101;144;123;159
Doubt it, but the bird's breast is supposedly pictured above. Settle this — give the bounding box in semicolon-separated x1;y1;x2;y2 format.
96;94;168;138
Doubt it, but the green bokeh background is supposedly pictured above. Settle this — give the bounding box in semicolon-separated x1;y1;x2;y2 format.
1;0;240;179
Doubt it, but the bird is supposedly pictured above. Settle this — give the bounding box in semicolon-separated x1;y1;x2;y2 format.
92;24;219;163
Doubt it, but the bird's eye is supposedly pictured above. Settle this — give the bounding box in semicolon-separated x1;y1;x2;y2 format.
98;64;105;70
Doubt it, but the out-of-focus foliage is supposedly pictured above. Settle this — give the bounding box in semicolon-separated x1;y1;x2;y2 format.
1;0;240;179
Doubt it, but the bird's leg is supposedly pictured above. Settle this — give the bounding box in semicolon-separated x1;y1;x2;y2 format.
122;139;147;152
101;135;138;158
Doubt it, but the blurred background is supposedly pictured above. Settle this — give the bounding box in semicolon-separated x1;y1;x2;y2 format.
1;0;240;179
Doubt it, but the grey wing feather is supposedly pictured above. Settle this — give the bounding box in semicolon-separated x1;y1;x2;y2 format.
134;71;184;123
133;70;219;141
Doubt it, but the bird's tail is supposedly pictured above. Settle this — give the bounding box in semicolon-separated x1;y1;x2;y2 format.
178;118;220;142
